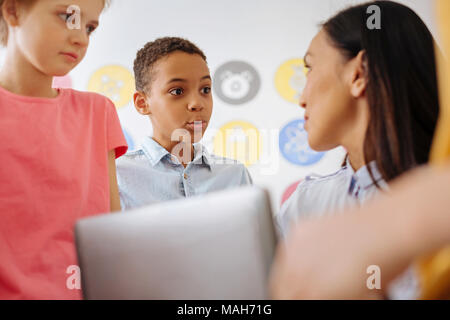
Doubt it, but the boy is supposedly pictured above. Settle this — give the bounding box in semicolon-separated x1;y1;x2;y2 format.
116;37;252;210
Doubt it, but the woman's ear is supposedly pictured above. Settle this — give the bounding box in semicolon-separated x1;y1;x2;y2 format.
350;50;368;98
2;0;20;27
133;91;151;115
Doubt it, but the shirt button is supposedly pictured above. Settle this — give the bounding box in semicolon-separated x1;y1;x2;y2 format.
184;173;188;180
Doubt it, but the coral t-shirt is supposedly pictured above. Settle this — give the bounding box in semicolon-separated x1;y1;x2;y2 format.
0;86;128;299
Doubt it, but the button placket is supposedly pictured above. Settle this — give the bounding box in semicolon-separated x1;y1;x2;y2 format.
182;169;191;197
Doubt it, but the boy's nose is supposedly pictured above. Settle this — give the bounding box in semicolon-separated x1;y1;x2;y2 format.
187;97;204;112
188;104;203;112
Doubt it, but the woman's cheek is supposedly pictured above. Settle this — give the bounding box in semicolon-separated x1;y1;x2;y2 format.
303;77;316;103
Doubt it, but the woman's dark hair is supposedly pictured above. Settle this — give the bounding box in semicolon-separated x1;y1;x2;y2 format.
323;0;440;183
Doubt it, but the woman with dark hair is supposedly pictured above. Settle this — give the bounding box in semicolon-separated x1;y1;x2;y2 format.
276;1;440;299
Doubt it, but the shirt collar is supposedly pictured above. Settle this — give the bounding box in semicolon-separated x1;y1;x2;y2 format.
141;136;212;169
346;159;386;190
141;136;171;167
192;142;212;170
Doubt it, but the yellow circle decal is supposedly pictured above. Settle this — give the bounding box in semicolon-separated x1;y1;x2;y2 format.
87;65;135;109
213;121;262;167
274;58;308;105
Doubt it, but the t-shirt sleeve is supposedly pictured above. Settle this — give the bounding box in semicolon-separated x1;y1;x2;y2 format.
105;98;128;158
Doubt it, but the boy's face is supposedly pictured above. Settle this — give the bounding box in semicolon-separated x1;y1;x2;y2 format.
137;51;213;148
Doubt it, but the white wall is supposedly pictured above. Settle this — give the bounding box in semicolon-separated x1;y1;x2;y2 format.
1;0;438;211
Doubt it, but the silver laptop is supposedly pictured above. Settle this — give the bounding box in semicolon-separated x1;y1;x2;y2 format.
75;186;277;300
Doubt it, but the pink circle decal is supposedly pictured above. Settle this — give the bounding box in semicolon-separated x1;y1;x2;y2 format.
281;180;302;206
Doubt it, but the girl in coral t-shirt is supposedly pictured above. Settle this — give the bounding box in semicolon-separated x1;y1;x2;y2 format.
0;0;127;299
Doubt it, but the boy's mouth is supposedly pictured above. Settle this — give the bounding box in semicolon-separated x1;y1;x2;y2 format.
185;120;208;131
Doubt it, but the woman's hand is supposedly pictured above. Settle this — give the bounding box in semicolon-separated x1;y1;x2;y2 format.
269;165;450;300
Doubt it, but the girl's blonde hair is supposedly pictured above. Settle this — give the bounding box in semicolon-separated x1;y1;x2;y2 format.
0;0;111;46
0;0;19;46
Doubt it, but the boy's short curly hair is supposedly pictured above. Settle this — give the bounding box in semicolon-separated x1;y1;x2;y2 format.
0;0;112;46
133;37;207;93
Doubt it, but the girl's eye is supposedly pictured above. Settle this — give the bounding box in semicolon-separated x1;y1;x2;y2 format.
59;12;96;36
59;13;72;22
201;87;211;94
169;88;184;96
86;25;97;35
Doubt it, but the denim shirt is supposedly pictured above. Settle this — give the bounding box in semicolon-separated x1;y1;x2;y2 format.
276;160;420;299
116;136;252;210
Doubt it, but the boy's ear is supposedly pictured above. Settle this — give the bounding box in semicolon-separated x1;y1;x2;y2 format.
133;92;151;115
2;0;21;27
349;50;368;98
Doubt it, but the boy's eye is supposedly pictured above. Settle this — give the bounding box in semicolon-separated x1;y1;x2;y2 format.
201;87;211;94
169;88;184;96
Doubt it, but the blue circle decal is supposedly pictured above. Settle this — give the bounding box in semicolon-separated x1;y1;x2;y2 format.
279;119;324;166
123;129;135;152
